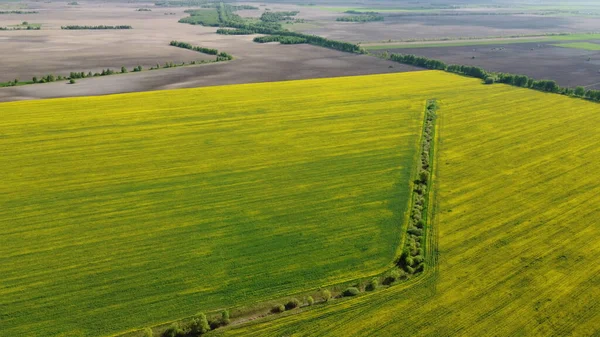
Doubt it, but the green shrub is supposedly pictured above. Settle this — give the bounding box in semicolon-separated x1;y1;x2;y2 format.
285;298;300;310
189;312;210;335
162;323;182;337
143;327;153;337
306;295;314;306
366;278;378;291
221;309;230;325
69;79;76;84
322;289;332;302
271;304;285;313
342;287;360;297
484;77;495;84
383;269;401;285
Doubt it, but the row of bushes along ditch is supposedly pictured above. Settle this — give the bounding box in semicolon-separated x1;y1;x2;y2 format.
397;100;437;275
129;101;439;337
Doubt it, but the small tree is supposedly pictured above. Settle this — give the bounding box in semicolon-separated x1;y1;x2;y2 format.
342;287;360;297
322;289;332;302
32;76;38;83
221;310;230;325
419;171;429;184
575;86;586;97
285;298;300;310
121;66;127;73
366;278;378;291
69;79;76;84
142;327;153;337
162;323;182;337
271;304;285;313
306;295;314;306
484;77;494;85
189;313;210;335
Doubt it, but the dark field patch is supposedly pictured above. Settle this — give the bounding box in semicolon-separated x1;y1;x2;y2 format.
373;41;600;89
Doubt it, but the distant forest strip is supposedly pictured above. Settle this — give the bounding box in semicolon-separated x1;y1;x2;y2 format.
0;10;38;14
345;10;379;14
61;25;133;30
382;52;600;102
253;35;307;44
0;54;233;88
336;14;384;22
259;10;299;22
179;3;365;54
0;26;40;31
169;41;233;60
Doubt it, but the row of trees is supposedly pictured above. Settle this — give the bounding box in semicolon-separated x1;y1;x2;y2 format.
397;100;437;275
253;35;307;44
0;26;40;30
61;25;132;29
385;53;600;102
170;40;219;55
216;20;364;53
156;310;230;337
0;10;38;14
344;10;379;14
259;11;299;22
168;41;233;61
336;14;384;22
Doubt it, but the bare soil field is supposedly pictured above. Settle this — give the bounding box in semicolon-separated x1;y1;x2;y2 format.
0;1;417;101
240;4;600;43
372;41;600;89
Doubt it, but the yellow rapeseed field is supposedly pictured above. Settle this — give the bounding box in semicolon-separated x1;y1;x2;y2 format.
1;73;438;337
221;72;600;337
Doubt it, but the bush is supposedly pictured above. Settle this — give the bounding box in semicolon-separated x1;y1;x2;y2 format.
366;278;378;291
69;79;76;84
143;327;153;337
342;287;360;297
322;289;332;302
221;309;230;325
484;77;494;84
306;295;314;306
271;304;285;313
285;298;300;310
383;269;400;285
189;312;210;335
162;323;182;337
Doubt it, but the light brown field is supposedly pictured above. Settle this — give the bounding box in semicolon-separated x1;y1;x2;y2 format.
0;1;417;101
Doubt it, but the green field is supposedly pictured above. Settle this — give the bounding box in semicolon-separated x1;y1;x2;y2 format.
0;74;427;336
365;34;600;50
552;41;600;50
219;72;600;337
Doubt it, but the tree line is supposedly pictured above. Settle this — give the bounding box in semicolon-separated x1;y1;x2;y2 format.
336;14;384;22
0;25;40;30
384;52;600;102
61;25;132;30
253;35;307;44
259;11;299;22
170;40;218;55
397;100;437;275
169;41;232;61
0;10;39;14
